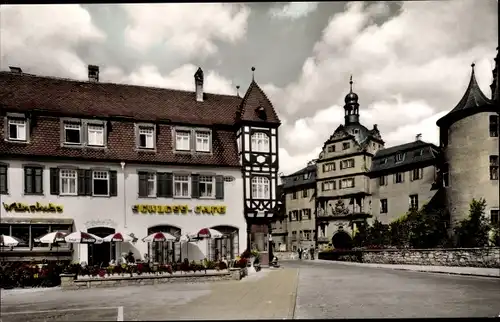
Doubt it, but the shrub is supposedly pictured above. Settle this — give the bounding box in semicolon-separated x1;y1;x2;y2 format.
217;261;227;270
234;258;248;268
454;198;490;248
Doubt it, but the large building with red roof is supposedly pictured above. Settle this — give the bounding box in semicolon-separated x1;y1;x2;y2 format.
0;65;281;265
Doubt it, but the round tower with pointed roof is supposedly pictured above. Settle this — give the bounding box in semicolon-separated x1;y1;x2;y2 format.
344;75;360;125
436;62;499;228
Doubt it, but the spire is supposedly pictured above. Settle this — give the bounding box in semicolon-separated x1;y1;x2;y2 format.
236;85;240;98
251;67;255;81
344;75;360;125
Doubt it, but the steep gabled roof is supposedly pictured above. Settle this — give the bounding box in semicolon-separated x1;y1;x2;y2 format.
282;164;316;189
236;80;281;125
0;71;243;126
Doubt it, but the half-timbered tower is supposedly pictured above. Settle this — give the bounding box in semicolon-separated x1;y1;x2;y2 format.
235;69;281;264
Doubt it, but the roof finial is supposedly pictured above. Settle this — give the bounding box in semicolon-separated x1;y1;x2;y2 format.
251;67;255;81
236;85;240;97
349;75;353;92
471;62;475;69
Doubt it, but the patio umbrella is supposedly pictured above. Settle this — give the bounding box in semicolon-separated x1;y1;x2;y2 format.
65;231;103;244
35;231;67;244
0;234;25;247
196;228;223;239
179;233;198;261
142;232;176;243
103;232;134;243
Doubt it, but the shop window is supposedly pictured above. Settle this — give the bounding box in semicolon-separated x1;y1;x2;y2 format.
31;225;50;248
11;225;30;247
0;224;10;237
24;166;44;194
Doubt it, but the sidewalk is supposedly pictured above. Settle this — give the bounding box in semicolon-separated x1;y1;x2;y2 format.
314;259;500;278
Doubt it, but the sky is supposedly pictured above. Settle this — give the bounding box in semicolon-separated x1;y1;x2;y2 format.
0;1;498;175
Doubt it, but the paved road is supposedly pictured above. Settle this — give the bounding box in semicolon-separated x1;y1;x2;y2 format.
1;261;499;320
285;260;500;318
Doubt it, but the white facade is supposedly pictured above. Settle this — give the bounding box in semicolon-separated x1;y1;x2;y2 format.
0;159;246;263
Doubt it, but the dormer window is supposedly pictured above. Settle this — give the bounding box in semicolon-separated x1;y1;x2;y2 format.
137;124;155;149
342;142;350;150
380;158;387;165
87;124;105;146
353;129;359;134
395;153;405;163
64;122;81;144
175;130;191;151
195;131;211;152
7;117;27;141
328;145;335;152
251;132;270;152
414;149;423;157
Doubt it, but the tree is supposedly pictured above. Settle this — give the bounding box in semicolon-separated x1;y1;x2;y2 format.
454;198;490;248
367;218;390;247
407;205;450;249
352;220;369;247
388;215;411;248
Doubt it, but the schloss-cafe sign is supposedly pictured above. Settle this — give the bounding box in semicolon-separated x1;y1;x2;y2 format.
132;204;226;215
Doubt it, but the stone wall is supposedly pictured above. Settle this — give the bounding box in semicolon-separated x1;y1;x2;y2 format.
60;268;245;290
321;247;500;268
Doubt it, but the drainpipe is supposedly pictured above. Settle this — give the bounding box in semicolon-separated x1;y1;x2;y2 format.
121;162;127;229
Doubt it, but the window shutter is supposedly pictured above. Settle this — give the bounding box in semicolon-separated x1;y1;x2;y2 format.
0;166;7;194
410;170;414;181
50;168;60;195
157;172;166;197
165;173;173;198
138;172;148;197
340;162;343;170
24;168;31;194
420;168;423;179
191;174;200;198
109;170;118;196
85;170;92;196
352;159;355;167
215;175;224;200
322;164;326;172
77;169;85;195
401;172;405;182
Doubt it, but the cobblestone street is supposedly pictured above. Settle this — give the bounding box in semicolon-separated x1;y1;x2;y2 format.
1;261;499;320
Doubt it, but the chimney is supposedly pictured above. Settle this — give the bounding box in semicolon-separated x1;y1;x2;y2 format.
416;133;422;141
9;66;22;73
373;124;378;131
88;65;99;83
194;67;204;102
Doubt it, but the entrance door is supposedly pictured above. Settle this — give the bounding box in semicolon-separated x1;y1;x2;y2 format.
88;227;115;267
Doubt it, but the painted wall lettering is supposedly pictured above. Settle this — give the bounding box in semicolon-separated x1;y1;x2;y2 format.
131;204;226;215
2;202;64;213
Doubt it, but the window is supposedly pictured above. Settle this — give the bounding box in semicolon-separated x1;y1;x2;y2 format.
302;189;308;198
138;126;155;149
340;178;355;189
0;165;7;194
322;181;335;191
327;145;335;152
340;158;355;169
490;115;499;137
138;172;156;197
196;132;210;152
411;168;423;181
251;132;270;152
409;194;419;210
490;155;499;180
395;153;405;163
342;142;350;150
7;118;27;141
380;158;387;165
303;172;310;180
380;199;388;213
442;163;449;187
395;172;404;183
304;209;312;220
304;230;311;240
379;175;387;186
414;149;424;157
491;210;499;227
199;176;214;197
174;175;190;197
92;171;109;196
24;166;43;194
147;173;156;197
292;191;297;199
60;169;77;195
87;124;104;146
64;123;81;144
323;162;335;172
251;177;270;199
175;131;191;151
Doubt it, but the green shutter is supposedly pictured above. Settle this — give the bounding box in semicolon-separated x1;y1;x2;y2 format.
191;174;200;198
0;166;8;194
77;169;85;195
138;172;148;197
109;170;118;196
24;167;32;194
85;170;92;195
215;175;224;200
50;168;60;195
165;173;173;198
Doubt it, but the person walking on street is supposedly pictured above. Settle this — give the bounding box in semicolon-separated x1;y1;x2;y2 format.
298;247;303;260
310;247;315;260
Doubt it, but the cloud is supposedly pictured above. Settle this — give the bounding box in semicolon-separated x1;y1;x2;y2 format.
267;0;497;174
101;64;236;95
269;2;319;19
0;5;106;79
122;4;250;58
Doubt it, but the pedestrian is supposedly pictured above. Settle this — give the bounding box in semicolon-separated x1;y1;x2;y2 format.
298;247;303;260
310;247;315;260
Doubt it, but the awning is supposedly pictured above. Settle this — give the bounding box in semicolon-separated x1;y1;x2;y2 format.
0;218;74;225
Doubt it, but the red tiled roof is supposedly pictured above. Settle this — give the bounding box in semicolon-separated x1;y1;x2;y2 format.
0;70;280;166
0;72;243;126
